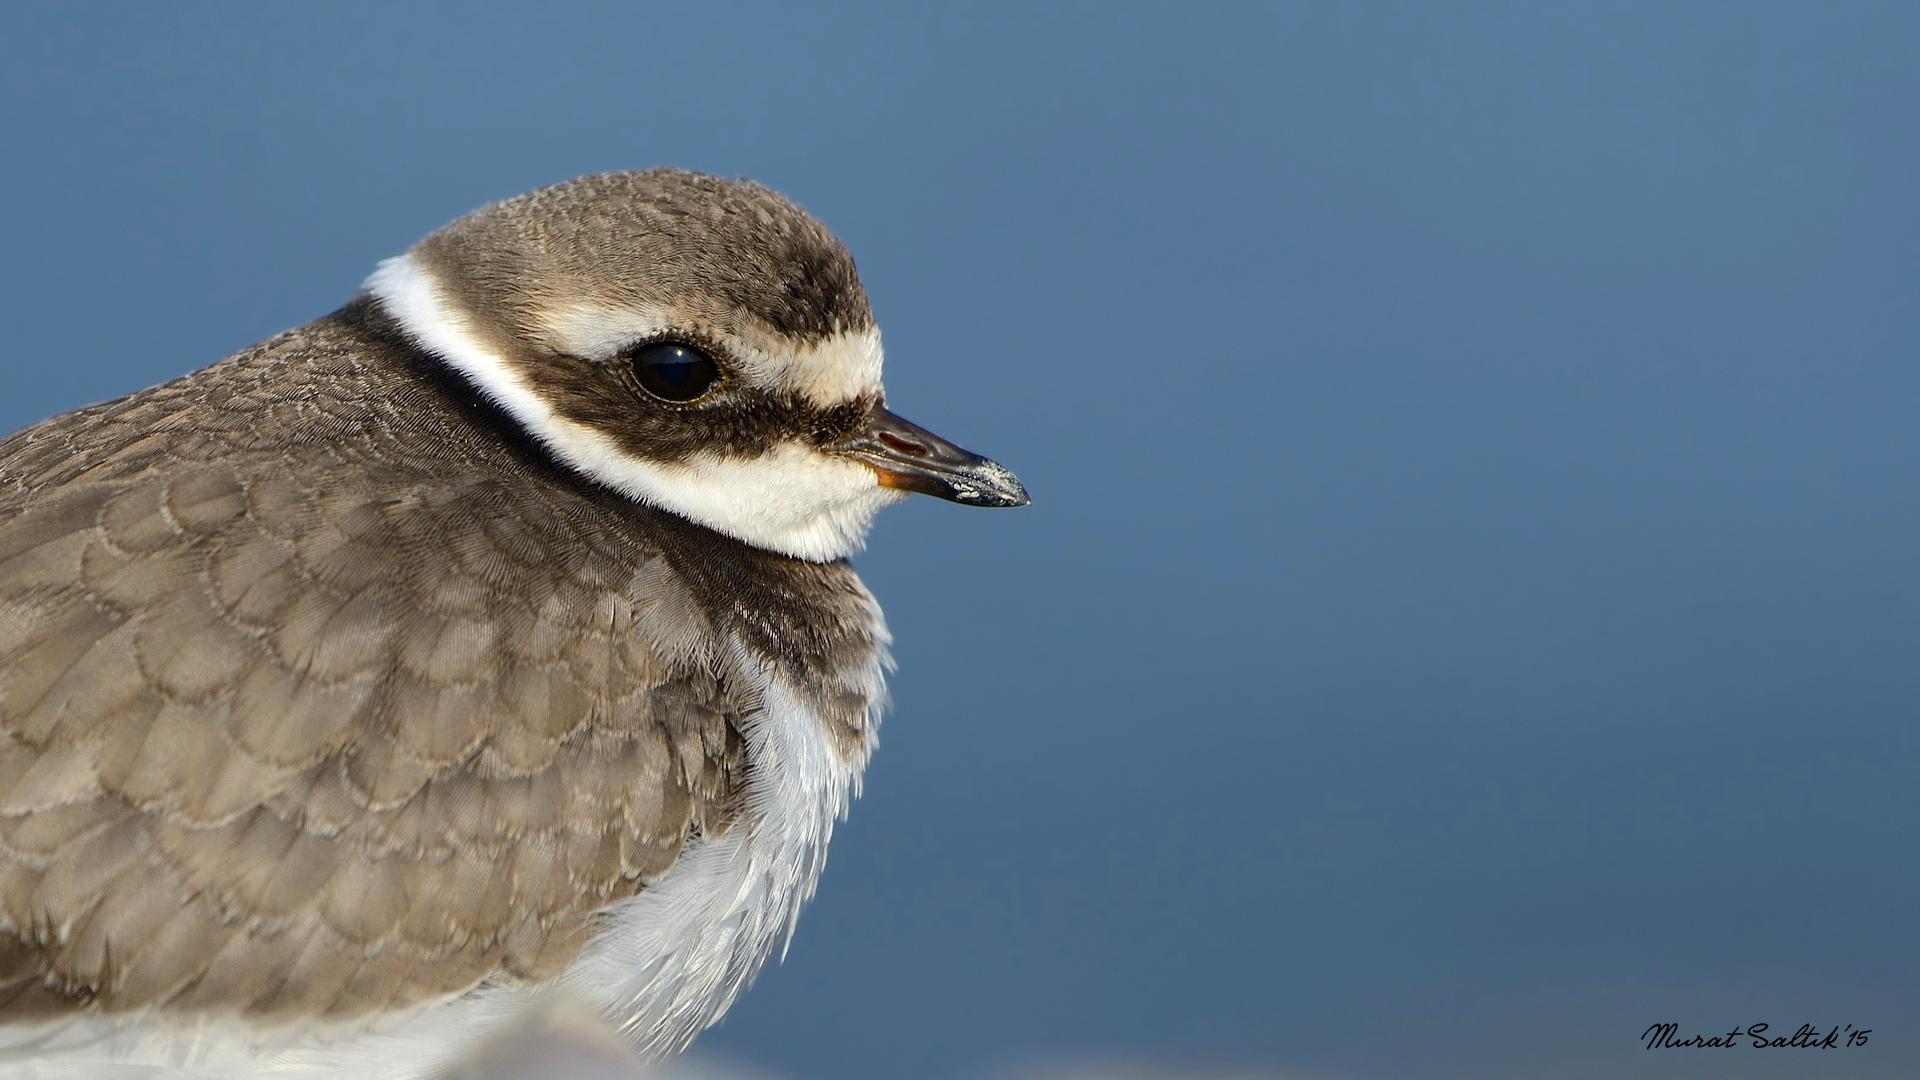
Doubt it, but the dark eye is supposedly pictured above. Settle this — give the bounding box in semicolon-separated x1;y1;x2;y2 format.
629;341;720;403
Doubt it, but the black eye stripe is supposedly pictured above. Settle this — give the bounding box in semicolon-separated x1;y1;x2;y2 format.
628;341;720;404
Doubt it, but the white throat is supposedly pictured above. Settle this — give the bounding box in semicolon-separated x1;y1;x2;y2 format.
363;254;904;562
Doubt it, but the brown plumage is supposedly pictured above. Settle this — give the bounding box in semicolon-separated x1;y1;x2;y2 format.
0;299;876;1024
0;169;1023;1075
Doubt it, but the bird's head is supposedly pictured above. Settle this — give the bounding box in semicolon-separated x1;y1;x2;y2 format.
366;168;1026;562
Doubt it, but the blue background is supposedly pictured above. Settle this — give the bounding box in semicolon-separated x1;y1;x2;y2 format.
2;4;1915;1078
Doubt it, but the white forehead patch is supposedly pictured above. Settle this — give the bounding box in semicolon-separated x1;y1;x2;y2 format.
548;306;884;408
365;253;905;561
772;327;885;407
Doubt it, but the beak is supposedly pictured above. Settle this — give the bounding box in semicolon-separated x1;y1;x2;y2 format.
837;407;1030;507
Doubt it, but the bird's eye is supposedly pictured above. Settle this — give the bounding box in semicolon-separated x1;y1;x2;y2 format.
629;342;720;403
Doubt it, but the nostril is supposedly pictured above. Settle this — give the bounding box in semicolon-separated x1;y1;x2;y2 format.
877;432;928;456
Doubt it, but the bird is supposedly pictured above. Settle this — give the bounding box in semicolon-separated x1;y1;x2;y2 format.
0;168;1027;1078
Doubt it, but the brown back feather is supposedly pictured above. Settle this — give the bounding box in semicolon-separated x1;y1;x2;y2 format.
0;311;785;1023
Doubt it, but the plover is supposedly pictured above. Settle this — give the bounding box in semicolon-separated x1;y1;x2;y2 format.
0;169;1026;1077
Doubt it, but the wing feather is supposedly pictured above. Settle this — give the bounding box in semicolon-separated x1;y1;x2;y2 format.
0;339;747;1023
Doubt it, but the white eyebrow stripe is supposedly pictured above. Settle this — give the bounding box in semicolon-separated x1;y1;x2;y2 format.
765;327;886;407
546;305;884;408
545;304;677;360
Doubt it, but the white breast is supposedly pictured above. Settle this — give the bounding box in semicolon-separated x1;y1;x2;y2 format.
0;627;886;1080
